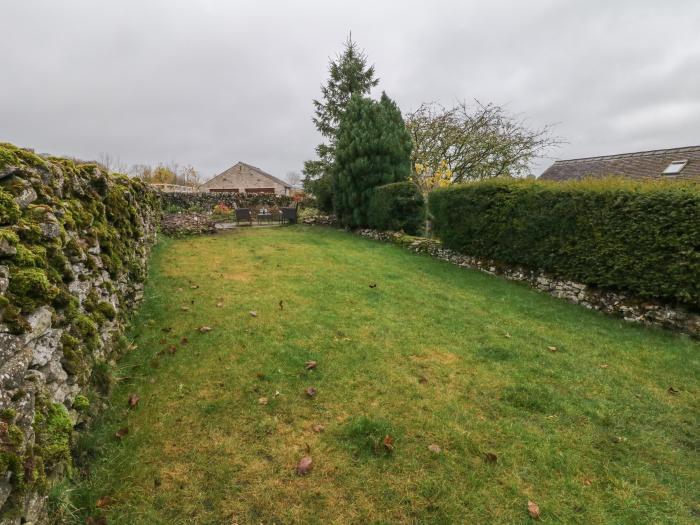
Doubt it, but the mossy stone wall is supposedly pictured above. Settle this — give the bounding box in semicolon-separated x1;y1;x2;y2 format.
0;143;160;523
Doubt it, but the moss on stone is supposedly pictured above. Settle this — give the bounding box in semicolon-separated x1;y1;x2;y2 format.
0;408;17;421
72;395;89;412
34;400;73;474
7;267;58;312
0;188;21;225
96;301;116;321
0;303;30;334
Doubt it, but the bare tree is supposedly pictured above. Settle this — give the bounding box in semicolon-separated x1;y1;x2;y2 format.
405;100;562;193
97;152;129;174
285;171;302;188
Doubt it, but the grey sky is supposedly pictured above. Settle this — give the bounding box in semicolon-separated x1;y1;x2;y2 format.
1;0;699;182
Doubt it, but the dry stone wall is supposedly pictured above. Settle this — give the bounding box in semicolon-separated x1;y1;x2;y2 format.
160;191;292;213
355;229;700;338
0;144;160;523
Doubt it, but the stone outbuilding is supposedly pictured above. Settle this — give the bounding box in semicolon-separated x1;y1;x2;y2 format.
198;162;291;195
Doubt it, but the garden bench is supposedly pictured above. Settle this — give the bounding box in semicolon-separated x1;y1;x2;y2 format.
235;208;252;225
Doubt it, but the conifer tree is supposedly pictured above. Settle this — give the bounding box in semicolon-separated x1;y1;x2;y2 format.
303;35;379;211
332;92;412;227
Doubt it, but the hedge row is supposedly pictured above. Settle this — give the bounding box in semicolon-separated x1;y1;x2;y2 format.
429;178;700;308
367;181;424;235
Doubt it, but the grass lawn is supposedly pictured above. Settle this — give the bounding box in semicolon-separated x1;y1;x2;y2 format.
63;226;699;524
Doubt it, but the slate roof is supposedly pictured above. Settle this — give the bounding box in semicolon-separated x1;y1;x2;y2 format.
202;162;291;188
539;145;700;181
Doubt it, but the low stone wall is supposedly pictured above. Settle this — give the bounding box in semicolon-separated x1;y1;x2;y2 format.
161;191;292;212
0;144;160;523
355;229;700;338
161;213;216;236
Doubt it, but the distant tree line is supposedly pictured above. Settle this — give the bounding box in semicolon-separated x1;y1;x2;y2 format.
97;153;200;187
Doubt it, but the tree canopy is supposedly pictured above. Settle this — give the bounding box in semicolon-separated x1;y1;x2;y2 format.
303;36;379;210
332;93;412;227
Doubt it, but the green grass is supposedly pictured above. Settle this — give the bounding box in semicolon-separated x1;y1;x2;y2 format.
68;226;699;524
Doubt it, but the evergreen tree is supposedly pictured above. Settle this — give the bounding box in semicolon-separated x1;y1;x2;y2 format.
332;92;413;227
303;35;379;211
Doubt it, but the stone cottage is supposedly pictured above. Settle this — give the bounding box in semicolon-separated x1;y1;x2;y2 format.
198;162;291;195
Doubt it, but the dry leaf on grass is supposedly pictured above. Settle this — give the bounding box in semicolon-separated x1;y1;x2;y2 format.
198;326;212;333
249;311;257;317
383;435;395;452
114;427;129;439
96;496;114;508
483;452;498;463
428;443;441;453
305;360;317;370
547;346;558;352
528;500;540;519
667;386;680;395
305;387;317;398
312;424;325;433
180;306;190;311
296;456;313;475
258;397;268;405
216;302;224;308
368;283;377;288
127;394;139;409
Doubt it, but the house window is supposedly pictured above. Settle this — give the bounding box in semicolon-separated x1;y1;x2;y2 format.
245;188;275;194
662;160;688;175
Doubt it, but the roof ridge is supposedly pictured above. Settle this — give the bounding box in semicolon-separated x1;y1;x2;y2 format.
554;145;700;164
237;161;291;187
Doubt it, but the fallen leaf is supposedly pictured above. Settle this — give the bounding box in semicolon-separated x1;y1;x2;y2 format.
305;387;317;398
599;363;609;369
369;283;377;288
198;326;212;333
96;496;114;508
190;285;199;289
161;327;172;333
258;397;268;405
114;427;129;439
667;386;680;395
547;346;558;352
418;375;428;384
582;477;592;486
483;452;498;463
249;311;258;317
127;343;138;351
296;456;313;475
216;302;224;308
180;306;190;311
167;345;177;354
383;435;395;452
279;300;284;310
504;332;512;338
305;360;317;370
180;337;188;345
428;443;441;453
256;372;266;380
312;424;325;433
127;394;139;409
528;500;540;519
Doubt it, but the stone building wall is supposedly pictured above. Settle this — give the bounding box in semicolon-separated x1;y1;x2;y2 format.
198;163;289;195
0;144;160;523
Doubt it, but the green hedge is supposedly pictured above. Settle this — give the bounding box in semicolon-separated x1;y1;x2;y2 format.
367;181;425;234
429;178;700;308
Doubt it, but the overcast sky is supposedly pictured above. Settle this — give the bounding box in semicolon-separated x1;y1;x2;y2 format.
1;0;699;181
